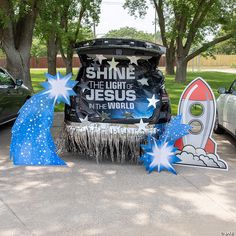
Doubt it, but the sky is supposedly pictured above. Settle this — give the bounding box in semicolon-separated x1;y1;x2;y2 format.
96;0;156;37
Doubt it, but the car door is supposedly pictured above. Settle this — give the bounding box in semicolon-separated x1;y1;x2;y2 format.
0;71;23;122
221;92;232;130
227;80;236;135
0;79;8;122
217;93;227;127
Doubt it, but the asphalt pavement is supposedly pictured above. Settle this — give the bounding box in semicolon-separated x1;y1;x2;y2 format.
0;114;236;236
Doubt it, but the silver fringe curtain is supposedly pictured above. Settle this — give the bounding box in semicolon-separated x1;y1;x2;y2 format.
56;122;157;164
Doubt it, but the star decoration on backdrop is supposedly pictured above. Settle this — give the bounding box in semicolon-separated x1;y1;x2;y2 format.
128;64;135;71
91;62;100;71
138;78;149;86
155;123;166;137
100;111;111;121
79;116;91;125
41;72;78;105
140;136;181;174
78;81;90;93
95;54;107;64
127;56;140;65
108;57;119;71
147;95;160;108
122;111;134;119
135;119;148;132
160;115;192;143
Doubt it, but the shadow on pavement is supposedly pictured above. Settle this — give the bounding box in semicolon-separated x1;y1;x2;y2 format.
0;117;236;235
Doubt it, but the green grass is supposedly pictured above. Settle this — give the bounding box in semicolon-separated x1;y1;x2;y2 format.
165;71;235;114
31;69;235;115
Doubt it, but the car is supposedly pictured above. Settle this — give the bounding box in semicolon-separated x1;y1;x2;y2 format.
214;79;236;137
0;67;31;125
64;38;171;161
65;38;171;125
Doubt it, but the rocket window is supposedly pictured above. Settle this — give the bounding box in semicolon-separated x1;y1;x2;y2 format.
190;103;204;117
189;120;203;135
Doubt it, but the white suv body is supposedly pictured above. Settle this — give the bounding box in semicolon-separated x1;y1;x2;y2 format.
215;80;236;137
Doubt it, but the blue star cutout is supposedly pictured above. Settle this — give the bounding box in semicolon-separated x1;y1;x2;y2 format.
41;72;78;105
10;71;79;166
140;136;181;175
159;114;192;143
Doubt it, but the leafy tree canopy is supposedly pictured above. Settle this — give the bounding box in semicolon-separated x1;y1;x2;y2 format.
124;0;236;82
0;49;5;58
213;39;236;55
31;37;47;58
105;27;162;44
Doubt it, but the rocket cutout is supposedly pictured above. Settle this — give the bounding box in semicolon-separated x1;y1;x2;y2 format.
175;78;228;170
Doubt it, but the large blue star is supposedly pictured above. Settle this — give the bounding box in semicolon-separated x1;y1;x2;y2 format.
41;72;78;105
159;114;192;143
140;136;181;175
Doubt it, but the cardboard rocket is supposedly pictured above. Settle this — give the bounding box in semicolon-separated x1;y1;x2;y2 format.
175;78;228;170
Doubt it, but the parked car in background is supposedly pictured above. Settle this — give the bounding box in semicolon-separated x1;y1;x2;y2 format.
214;80;236;137
0;67;31;125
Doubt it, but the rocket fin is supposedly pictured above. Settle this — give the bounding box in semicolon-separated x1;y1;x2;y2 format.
175;138;184;151
205;138;216;154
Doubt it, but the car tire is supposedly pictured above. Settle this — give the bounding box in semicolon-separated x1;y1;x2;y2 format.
214;113;224;134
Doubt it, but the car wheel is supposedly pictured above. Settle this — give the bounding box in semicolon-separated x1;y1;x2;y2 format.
214;113;224;134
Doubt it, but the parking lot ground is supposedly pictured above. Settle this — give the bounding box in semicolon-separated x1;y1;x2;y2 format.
0;114;236;236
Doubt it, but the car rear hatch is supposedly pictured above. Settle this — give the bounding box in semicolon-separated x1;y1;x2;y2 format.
74;38;166;124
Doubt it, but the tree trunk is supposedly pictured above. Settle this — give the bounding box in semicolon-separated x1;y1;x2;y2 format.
165;48;175;75
5;47;33;90
65;46;73;75
66;59;73;75
47;35;58;75
0;0;39;92
59;40;74;75
175;58;188;83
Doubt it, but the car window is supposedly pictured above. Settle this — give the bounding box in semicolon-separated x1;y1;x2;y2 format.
230;81;236;96
0;72;15;87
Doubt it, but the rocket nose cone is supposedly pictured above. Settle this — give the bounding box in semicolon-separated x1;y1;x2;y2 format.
182;78;214;101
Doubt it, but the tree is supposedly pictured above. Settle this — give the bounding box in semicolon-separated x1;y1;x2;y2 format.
36;0;67;75
58;0;101;74
0;0;41;90
124;0;236;82
0;49;5;58
31;37;47;59
105;27;161;43
213;38;236;55
37;0;100;75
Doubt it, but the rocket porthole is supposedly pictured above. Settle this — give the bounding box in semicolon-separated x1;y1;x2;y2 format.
189;120;203;135
189;103;204;117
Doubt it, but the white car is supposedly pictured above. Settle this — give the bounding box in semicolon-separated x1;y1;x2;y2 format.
214;80;236;137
